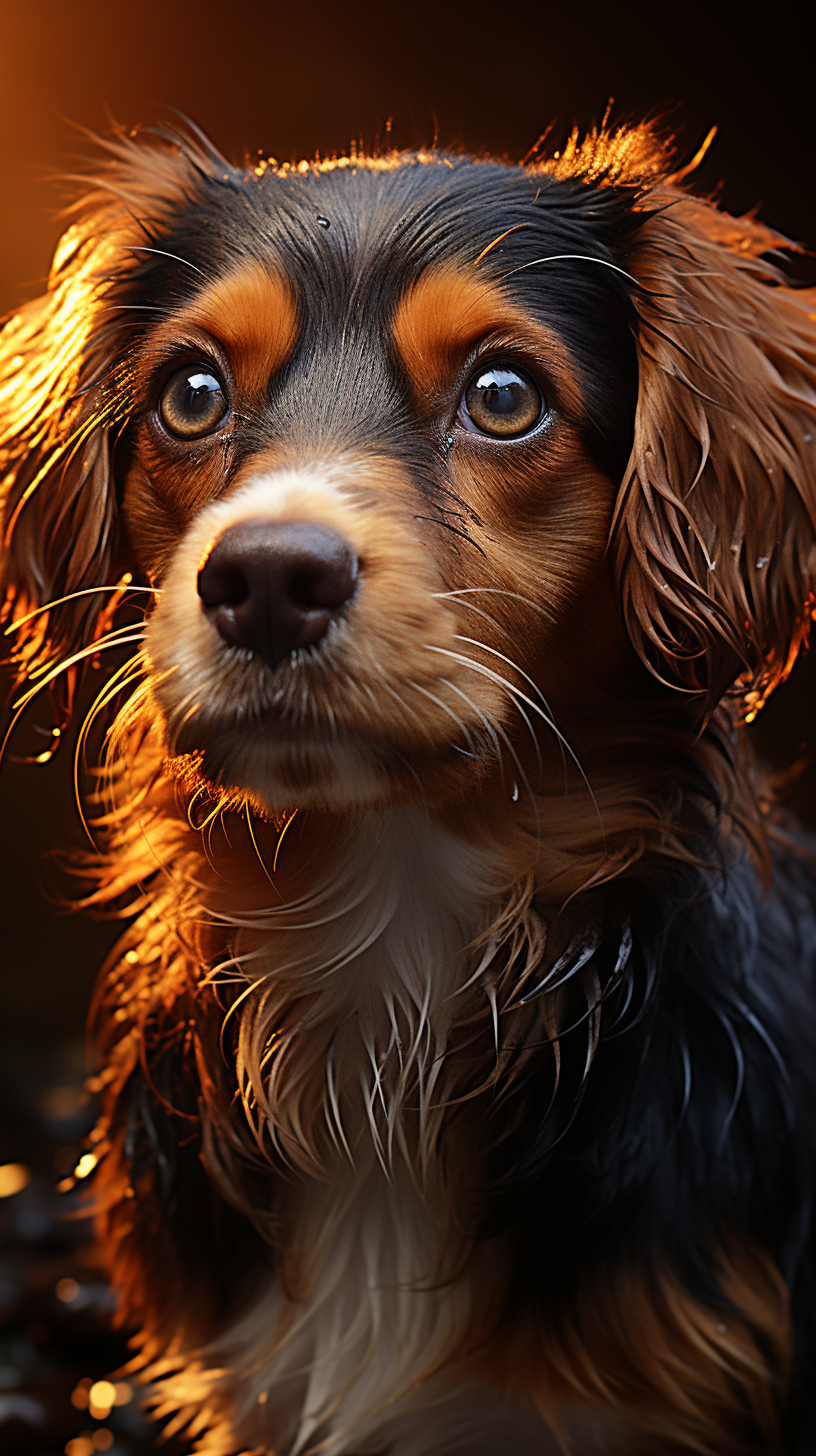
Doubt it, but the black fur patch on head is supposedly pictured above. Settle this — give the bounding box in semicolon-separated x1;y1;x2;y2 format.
112;152;642;483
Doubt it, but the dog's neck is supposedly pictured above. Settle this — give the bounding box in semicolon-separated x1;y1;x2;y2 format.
201;807;503;1186
106;715;738;1199
103;700;748;1202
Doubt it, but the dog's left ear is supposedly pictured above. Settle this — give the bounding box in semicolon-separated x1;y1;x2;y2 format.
612;191;816;717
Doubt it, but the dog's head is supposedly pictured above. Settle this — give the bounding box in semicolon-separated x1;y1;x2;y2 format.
2;122;815;830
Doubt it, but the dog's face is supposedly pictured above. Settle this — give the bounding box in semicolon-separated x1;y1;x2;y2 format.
2;125;816;824
125;158;640;813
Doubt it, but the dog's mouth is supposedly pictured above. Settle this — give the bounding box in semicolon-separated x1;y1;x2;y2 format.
159;689;496;814
227;708;333;749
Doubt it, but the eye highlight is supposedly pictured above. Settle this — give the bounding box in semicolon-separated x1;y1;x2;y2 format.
159;364;229;439
459;363;543;438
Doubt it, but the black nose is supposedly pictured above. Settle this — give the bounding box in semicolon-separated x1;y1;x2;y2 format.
197;519;359;670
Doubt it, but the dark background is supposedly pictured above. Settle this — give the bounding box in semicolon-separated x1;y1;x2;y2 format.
0;5;813;1452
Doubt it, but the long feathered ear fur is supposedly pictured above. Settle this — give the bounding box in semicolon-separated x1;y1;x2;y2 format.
613;166;816;717
0;222;123;698
0;125;224;710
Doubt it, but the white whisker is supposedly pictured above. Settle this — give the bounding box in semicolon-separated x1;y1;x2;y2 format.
427;646;605;844
452;632;566;780
432;586;551;621
501;251;641;288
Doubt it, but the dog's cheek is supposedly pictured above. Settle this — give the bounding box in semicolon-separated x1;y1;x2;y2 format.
120;460;185;583
120;429;236;583
444;438;618;670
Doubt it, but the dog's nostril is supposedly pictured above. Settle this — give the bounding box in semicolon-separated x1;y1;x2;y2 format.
197;562;251;609
288;558;357;610
197;519;359;670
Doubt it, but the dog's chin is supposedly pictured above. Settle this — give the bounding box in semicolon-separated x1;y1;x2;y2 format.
162;721;488;817
203;734;398;814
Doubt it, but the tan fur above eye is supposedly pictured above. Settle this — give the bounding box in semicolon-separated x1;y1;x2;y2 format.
148;261;299;401
391;263;584;417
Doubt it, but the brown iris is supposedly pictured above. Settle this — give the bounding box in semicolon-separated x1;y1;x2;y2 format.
159;364;228;439
461;364;543;438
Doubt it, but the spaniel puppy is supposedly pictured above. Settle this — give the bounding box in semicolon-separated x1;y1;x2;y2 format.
1;120;815;1456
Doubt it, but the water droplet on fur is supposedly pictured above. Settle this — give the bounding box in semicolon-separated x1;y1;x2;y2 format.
804;432;813;442
290;650;299;667
245;649;254;661
317;215;331;229
755;556;769;569
511;781;519;802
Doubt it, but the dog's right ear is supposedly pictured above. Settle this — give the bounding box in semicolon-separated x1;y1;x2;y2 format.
0;125;223;714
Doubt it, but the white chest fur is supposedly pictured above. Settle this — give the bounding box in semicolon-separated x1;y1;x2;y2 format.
206;812;508;1454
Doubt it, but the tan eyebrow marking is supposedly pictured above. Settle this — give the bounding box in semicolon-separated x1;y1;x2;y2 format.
391;263;584;414
150;261;299;396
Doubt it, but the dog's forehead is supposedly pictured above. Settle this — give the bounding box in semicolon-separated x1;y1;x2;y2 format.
166;157;544;292
152;156;634;334
136;156;639;465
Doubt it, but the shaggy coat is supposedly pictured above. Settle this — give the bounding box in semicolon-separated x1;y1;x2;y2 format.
1;121;816;1455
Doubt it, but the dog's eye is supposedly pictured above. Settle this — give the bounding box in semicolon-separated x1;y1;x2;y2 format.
159;365;228;439
460;365;543;438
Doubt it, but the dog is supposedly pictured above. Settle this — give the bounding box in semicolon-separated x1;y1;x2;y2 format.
1;117;815;1455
